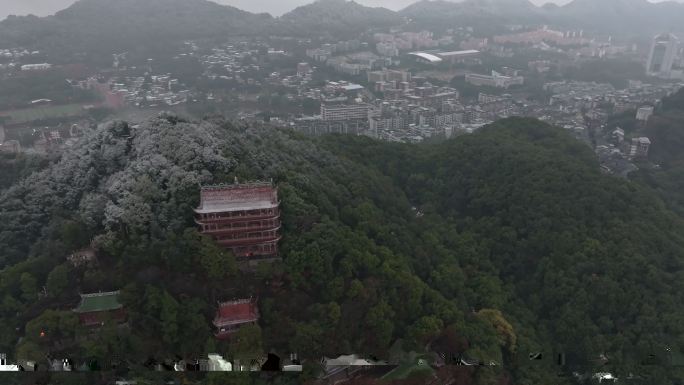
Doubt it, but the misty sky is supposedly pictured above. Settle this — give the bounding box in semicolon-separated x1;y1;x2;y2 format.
1;0;680;20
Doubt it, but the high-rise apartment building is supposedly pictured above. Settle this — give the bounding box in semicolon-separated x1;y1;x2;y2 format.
646;33;679;78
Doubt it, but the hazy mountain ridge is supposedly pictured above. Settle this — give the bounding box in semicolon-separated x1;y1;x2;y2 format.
279;0;404;37
1;0;683;52
549;0;684;33
400;0;684;34
399;0;543;34
0;0;274;57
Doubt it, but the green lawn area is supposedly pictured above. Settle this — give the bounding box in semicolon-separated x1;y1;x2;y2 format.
0;103;86;124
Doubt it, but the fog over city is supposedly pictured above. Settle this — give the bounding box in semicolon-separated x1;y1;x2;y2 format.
2;0;682;20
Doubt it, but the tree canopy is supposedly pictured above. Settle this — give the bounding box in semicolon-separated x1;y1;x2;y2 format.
1;114;684;383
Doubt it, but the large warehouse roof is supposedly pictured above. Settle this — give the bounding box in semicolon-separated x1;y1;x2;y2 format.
408;52;443;63
438;49;480;57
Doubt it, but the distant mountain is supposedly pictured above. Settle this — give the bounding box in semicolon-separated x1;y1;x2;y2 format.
399;0;684;36
400;0;541;34
1;0;682;60
0;0;76;20
279;0;404;37
0;0;273;61
548;0;684;34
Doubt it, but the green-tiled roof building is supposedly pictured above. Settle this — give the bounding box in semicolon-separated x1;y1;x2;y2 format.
73;291;126;326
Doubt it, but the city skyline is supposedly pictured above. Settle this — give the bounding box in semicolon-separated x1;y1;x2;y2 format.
2;0;683;20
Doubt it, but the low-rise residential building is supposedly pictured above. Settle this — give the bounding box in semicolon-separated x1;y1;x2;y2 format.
636;105;654;121
465;71;524;89
21;63;52;71
629;137;651;158
321;103;371;121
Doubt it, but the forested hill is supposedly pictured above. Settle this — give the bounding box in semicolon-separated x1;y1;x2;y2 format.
0;0;274;62
279;0;403;38
399;0;541;34
553;0;684;34
1;116;684;383
630;89;684;217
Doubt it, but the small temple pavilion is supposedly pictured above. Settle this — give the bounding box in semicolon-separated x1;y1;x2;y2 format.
72;291;126;327
213;298;259;339
194;180;281;261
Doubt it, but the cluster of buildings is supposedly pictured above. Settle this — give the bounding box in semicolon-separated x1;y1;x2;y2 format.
292;71;682;147
304;31;476;76
545;80;680;115
373;31;454;57
459;37;489;51
456;26;636;62
465;69;524;89
199;42;280;86
325;51;391;76
305;38;393;76
295;76;502;142
0;126;21;154
597;130;651;177
107;74;190;107
306;39;365;62
0;48;44;71
493;27;588;46
537;79;682;176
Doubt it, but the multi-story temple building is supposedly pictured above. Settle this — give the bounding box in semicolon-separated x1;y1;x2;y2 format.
213;298;260;339
194;181;281;261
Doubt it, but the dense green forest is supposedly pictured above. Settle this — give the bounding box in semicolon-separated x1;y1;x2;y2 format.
629;89;684;216
2;114;684;384
0;153;49;191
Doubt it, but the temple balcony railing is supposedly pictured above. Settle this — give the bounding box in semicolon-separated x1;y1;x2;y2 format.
195;211;280;224
200;221;281;235
216;234;282;247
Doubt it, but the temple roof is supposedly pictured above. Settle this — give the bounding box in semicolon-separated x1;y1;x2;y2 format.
73;291;123;313
195;182;278;214
213;298;259;327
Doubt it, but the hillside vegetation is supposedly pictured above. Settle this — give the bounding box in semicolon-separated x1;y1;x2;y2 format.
630;89;684;217
1;116;684;383
279;0;404;38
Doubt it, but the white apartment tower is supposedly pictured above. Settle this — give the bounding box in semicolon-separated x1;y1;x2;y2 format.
646;33;679;78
